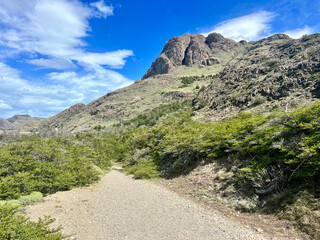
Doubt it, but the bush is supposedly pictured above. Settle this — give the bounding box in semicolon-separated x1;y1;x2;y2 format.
0;205;66;240
180;76;200;87
0;136;112;200
118;102;320;237
124;161;159;179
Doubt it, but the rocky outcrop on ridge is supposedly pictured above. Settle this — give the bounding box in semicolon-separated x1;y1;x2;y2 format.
142;33;238;79
193;33;320;118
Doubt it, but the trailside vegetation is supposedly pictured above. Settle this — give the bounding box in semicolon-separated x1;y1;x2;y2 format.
0;134;117;239
116;102;320;238
1;100;320;238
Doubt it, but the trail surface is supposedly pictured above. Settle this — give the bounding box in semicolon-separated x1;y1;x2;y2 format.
26;169;267;240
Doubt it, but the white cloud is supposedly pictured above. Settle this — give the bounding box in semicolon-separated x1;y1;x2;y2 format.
285;25;314;39
48;65;132;90
90;0;114;18
0;0;132;67
0;0;90;58
0;62;133;118
201;11;276;41
75;50;134;69
0;99;13;110
0;0;134;118
28;58;76;70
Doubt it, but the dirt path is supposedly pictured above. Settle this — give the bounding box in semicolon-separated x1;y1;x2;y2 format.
26;169;268;240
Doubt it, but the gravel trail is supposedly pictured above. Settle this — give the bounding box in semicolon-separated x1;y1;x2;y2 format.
26;169;267;240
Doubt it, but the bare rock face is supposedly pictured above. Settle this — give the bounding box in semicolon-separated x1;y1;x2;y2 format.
142;33;239;79
183;35;212;66
266;33;291;41
205;33;239;52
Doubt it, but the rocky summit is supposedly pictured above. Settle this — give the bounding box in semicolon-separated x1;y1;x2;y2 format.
142;33;240;79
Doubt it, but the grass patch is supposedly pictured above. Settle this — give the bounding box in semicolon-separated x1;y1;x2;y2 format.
19;192;43;206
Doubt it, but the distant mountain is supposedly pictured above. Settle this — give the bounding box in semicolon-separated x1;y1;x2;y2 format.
0;114;45;129
36;32;320;133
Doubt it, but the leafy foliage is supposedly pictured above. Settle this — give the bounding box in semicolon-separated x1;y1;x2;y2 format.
0;205;66;239
0;136;113;200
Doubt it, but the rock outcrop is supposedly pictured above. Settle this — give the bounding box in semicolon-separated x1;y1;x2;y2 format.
142;33;238;79
194;33;320;119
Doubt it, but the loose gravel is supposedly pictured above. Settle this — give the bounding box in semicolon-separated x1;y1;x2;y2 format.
26;169;267;240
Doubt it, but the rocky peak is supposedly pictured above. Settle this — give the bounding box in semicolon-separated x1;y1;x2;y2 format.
266;34;291;41
205;32;225;44
142;33;238;79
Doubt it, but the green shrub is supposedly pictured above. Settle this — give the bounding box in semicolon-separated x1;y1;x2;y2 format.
18;192;43;206
180;76;200;87
253;96;266;106
0;205;66;239
0;136;112;200
124;161;159;179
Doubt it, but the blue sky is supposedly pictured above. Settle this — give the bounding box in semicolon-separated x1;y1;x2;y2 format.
0;0;319;118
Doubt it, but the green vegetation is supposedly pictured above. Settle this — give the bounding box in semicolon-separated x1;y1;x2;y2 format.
114;102;320;238
0;136;113;200
0;205;66;239
180;76;201;87
93;124;106;130
118;100;192;128
2;100;320;238
0;134;116;238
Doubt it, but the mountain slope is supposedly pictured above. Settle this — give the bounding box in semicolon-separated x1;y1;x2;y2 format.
193;33;320;120
37;33;320;133
0;118;16;129
38;74;214;132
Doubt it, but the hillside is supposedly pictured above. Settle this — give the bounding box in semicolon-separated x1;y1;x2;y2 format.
0;118;16;129
36;33;320;133
37;74;212;132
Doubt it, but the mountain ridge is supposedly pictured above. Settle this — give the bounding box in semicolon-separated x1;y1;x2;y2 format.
35;32;320;133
